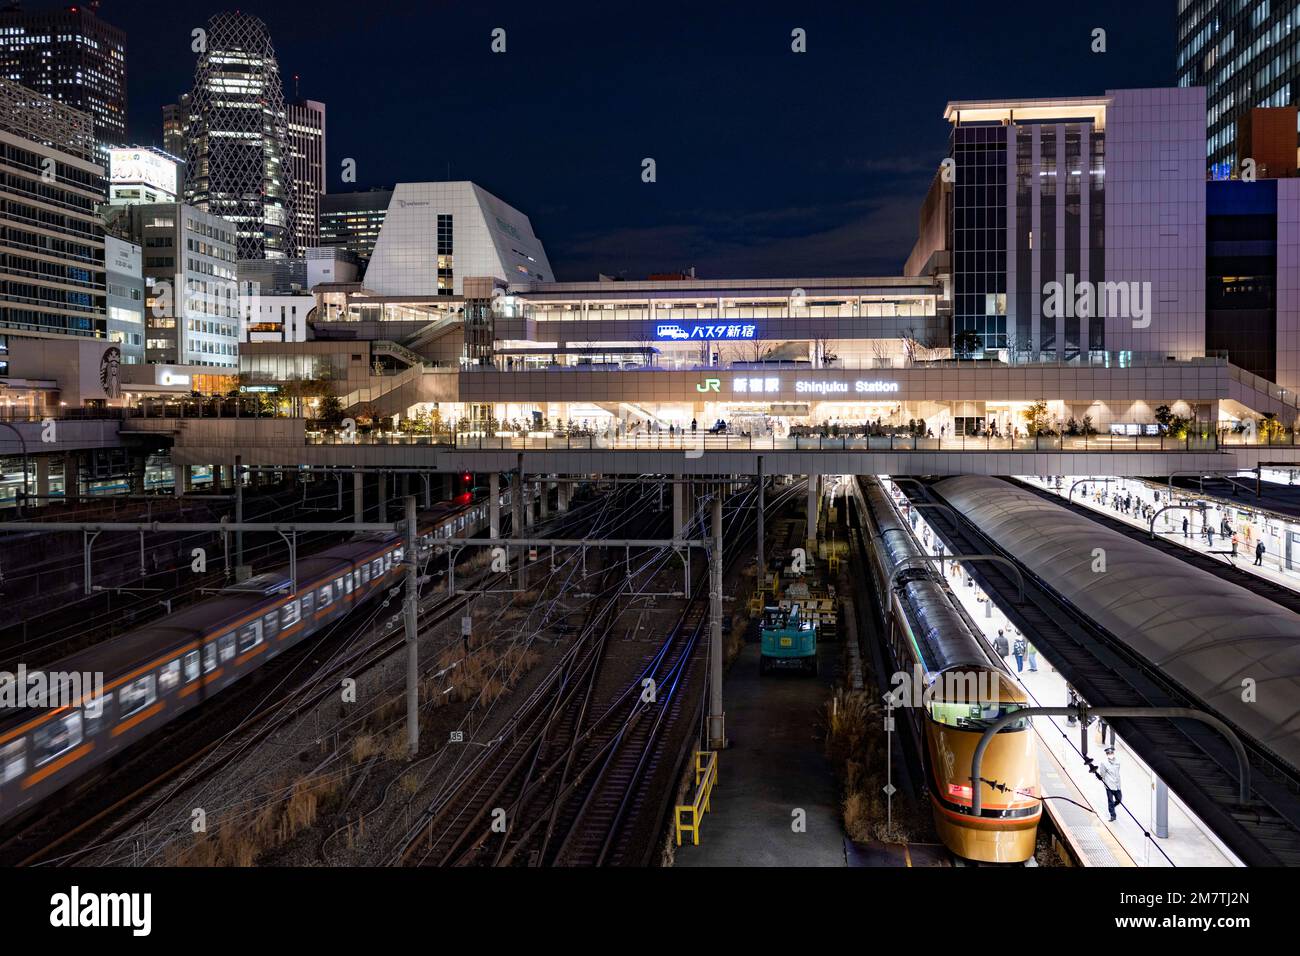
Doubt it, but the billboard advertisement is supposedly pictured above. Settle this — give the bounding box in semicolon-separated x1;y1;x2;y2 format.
109;148;179;198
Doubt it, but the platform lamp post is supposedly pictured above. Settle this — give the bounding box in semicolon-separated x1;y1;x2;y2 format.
0;421;29;516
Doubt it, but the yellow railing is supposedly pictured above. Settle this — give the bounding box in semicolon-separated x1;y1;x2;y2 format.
674;750;719;847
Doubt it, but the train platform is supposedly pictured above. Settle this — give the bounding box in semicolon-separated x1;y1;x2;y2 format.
886;483;1242;867
674;640;846;867
1019;475;1300;594
939;550;1241;866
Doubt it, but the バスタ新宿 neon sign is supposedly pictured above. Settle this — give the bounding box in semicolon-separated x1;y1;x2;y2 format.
656;323;756;341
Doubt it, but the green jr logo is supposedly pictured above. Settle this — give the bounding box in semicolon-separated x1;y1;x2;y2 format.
696;378;720;393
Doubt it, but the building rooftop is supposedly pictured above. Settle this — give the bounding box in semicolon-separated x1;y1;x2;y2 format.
943;94;1109;127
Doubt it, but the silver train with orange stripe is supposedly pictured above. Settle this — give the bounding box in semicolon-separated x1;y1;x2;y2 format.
852;477;1040;863
0;492;504;827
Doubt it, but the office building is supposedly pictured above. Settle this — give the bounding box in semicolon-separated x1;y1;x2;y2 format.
320;188;391;269
912;88;1207;364
1177;2;1300;177
0;2;127;161
287;98;325;253
120;202;239;376
104;233;144;365
182;11;293;260
0;76;106;339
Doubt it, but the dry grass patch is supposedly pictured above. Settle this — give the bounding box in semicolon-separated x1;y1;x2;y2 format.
165;774;342;866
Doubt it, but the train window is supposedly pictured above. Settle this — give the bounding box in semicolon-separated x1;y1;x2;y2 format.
360;563;370;585
383;553;392;572
281;599;300;629
184;650;200;682
371;558;382;578
344;573;354;595
262;608;279;634
318;584;333;609
83;693;108;737
118;675;156;719
238;619;263;653
300;591;314;617
159;660;181;692
33;713;82;767
929;699;1028;731
1;740;25;782
218;633;236;662
202;642;217;673
393;547;404;564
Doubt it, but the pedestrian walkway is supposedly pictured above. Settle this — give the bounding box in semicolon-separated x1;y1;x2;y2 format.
882;480;1240;867
1020;475;1300;594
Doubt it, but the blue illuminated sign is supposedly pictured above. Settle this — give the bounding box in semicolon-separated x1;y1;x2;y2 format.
655;323;757;341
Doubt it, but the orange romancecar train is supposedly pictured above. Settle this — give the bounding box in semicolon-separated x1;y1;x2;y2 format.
854;476;1040;863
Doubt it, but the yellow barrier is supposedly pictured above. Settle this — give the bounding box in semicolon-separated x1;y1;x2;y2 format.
674;750;719;847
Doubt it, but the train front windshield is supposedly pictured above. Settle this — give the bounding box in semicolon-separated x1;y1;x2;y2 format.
929;699;1029;732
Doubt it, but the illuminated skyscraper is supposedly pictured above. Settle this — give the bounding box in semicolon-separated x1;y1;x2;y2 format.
287;97;325;251
183;11;294;259
0;1;127;162
1176;3;1300;177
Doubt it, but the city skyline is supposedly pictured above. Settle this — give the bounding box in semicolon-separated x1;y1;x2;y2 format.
97;0;1173;279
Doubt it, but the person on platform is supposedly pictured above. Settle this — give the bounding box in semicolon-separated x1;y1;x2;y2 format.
994;629;1010;663
1256;540;1267;567
1097;746;1123;822
1012;635;1026;672
1025;641;1038;672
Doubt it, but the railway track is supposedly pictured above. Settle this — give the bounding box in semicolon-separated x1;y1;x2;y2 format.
3;571;492;867
0;488;627;867
395;479;806;867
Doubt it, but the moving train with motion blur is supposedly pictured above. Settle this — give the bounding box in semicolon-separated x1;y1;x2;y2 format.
851;476;1040;863
0;490;509;828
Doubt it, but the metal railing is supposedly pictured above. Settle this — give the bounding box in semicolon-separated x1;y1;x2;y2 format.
460;352;1230;373
302;430;1249;453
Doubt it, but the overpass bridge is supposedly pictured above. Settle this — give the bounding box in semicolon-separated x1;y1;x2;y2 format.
4;417;1300;493
127;417;1300;478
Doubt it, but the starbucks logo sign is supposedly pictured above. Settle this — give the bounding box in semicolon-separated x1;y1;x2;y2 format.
100;346;122;399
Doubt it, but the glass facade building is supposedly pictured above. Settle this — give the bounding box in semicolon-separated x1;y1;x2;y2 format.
951;125;1008;353
182;12;294;260
0;4;127;163
1177;0;1300;176
0;78;106;340
320;189;392;269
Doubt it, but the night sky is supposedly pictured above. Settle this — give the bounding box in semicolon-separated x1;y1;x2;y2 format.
98;0;1175;280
